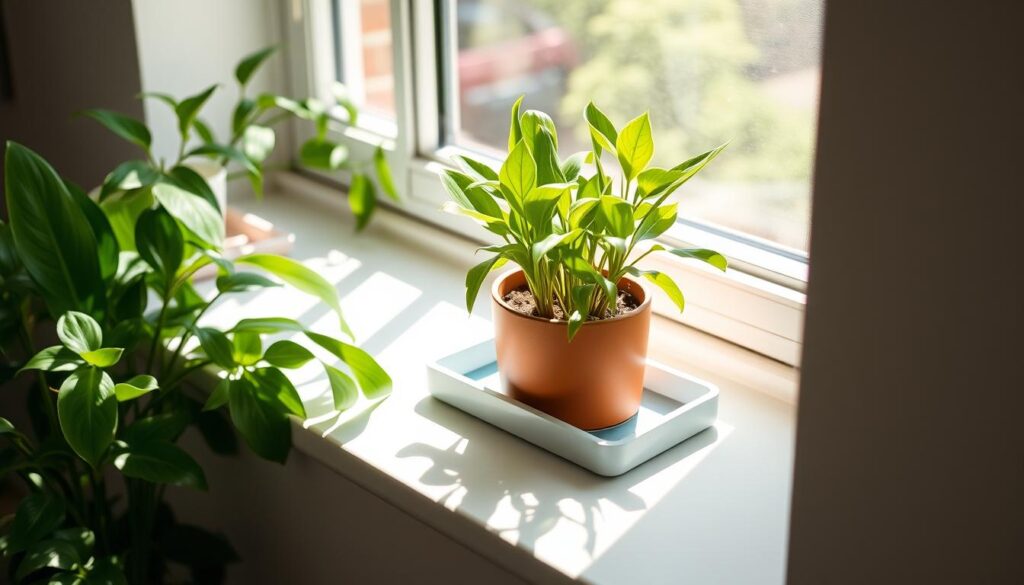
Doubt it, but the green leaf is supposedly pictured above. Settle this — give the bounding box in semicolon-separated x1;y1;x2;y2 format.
57;367;117;467
305;332;392;400
567;283;596;341
348;174;377;231
194;327;236;369
86;556;128;585
520;109;559;150
373;146;400;201
242;125;276;164
499;139;537;200
15;539;79;581
235;46;277;86
531;230;582;267
79;109;151;153
560;151;589;182
5;142;105;318
51;527;95;562
232;331;263;366
264;340;315;369
453;154;498;182
19;345;83;374
193;118;216;144
98;161;159;201
568;198;600;230
616;112;654;180
151;182;224;248
441;201;509;237
100;186;155;251
507;95;525;152
203;379;231;411
123;412;188;444
135;206;184;286
636;167;683;199
232;98;257;136
299;139;349;170
65;180;120;284
57;311;103;355
524;183;572;230
228;376;291;464
634;202;678;241
249;367;305;418
628;267;684;311
230;317;307;334
332;82;359;126
585;102;618;152
441;169;503;219
236;254;353;340
113;440;207;490
599;196;634;239
166;165;222;215
7;493;65;553
0;417;14;435
114;375;158;402
668;247;728;271
216;271;280;294
176;84;218;138
81;347;124;368
139;91;177;109
465;254;507;314
324;363;358;411
530;127;564;186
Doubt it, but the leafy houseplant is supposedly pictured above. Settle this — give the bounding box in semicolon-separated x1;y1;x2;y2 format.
88;45;399;232
441;97;727;429
0;105;391;584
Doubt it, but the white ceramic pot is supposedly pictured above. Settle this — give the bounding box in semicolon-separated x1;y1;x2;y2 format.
185;160;228;220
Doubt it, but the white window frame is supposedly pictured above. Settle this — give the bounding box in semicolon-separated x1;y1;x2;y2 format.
283;0;808;366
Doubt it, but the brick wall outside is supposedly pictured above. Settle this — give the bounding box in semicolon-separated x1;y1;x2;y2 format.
359;0;394;116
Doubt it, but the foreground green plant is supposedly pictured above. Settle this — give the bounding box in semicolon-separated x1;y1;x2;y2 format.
87;45;398;230
0;140;390;582
443;97;728;340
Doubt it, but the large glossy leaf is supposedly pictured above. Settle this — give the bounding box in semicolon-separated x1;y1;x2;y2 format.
306;331;392;400
151;182;224;248
80;347;123;368
57;311;103;355
18;346;84;374
167;165;221;215
5;142;105;317
249;367;306;418
79;109;151;153
599;196;634;239
228;376;291;464
465;254;507;314
176;85;218;138
216;271;280;294
520;109;559;150
530;127;564;186
57;367;117;468
98;160;160;201
235;46;277;86
348;174;376;231
194;327;236;369
236;254;353;339
616;112;654;180
65;180;119;283
440;169;503;219
7;493;65;553
100;187;155;251
524;183;572;231
263;340;315;369
113;440;207;490
114;375;158;402
135;207;184;283
634;202;678;241
499;139;537;201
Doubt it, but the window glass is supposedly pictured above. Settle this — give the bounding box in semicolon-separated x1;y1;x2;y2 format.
447;0;823;251
334;0;396;120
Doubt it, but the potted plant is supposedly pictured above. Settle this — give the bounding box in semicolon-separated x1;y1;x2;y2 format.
0;138;390;580
84;45;399;232
441;97;728;430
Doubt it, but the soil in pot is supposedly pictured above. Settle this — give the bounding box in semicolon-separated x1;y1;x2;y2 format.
502;287;639;321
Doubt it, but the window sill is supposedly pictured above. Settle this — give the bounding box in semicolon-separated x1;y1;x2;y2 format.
194;174;798;584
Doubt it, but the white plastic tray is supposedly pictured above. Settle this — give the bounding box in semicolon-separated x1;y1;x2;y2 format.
426;340;719;476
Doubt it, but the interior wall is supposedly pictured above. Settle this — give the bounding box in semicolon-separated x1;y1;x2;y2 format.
787;2;1024;583
0;0;145;202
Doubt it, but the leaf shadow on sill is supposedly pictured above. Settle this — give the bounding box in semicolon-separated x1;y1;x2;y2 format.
398;396;722;561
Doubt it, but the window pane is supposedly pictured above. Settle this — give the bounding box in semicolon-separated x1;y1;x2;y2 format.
446;0;823;251
334;0;395;120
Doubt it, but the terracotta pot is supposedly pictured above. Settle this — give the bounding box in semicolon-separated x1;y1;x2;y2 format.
491;270;652;430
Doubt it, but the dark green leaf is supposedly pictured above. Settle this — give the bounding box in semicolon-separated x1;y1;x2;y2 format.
5;142;105;317
98;160;159;201
19;346;82;374
264;340;315;369
193;118;216;144
195;408;239;455
235;46;277;86
79;109;151;153
465;254;506;314
373;146;399;201
15;539;79;581
567;283;596;341
8;493;65;553
135;207;184;282
113;440;207;490
51;527;94;561
65;180;120;283
114;374;158;402
203;379;231;411
86;556;128;584
57;311;103;355
151;182;224;248
176;85;218;138
58;367;117;467
123;412;188;443
248;367;305;418
216;271;280;294
232;98;257;136
305;332;392;400
348;174;376;231
228;376;291;463
194;327;236;369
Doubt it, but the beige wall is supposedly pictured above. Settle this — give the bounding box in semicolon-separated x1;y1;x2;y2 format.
787;1;1024;583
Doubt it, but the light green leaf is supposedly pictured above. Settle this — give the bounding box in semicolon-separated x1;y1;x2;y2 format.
507;95;525;152
348;174;377;231
373;146;400;201
135;207;184;282
57;311;103;355
236;254;353;340
7;493;65;554
235;46;277;86
616;112;654;180
113;440;207;490
194;327;236;369
568;198;600;229
465;254;507;314
499;139;536;200
81;347;124;368
114;375;158;402
453;154;498;182
216;271;281;294
232;331;263;366
628;267;684;311
324;363;358;411
634;203;678;241
305;332;392;400
79;109;151;153
524;183;573;230
520;109;559;150
249;367;306;418
299;139;349;170
585;102;617;152
230;317;307;334
167;165;222;215
560;151;589;182
332;82;359;126
567;283;596;341
151;181;224;248
263;340;315;369
599;196;634;238
668;247;728;271
636;167;683;199
57;367;117;468
19;346;83;375
242;125;276;164
531;229;582;267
